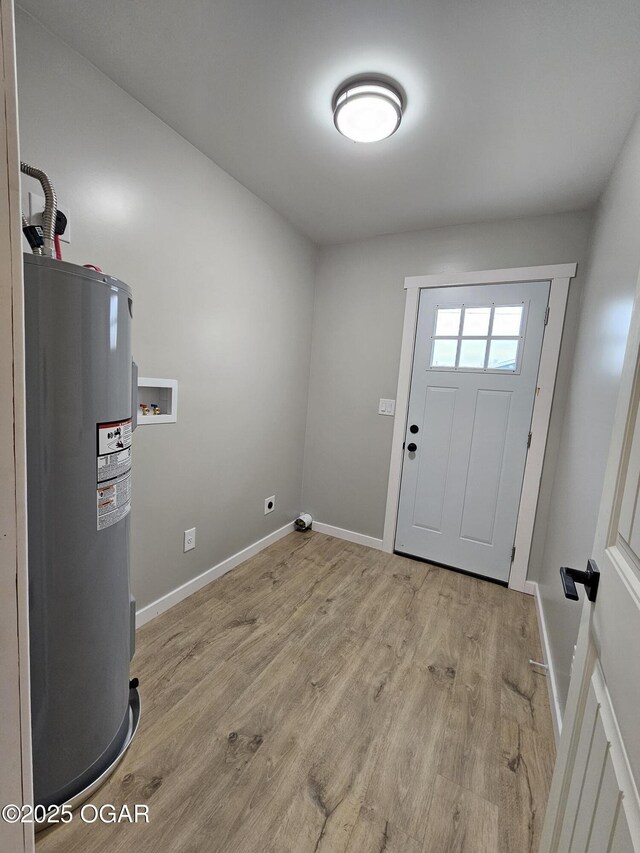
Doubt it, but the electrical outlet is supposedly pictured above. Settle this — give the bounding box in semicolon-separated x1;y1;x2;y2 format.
28;192;71;244
264;495;275;515
183;527;196;552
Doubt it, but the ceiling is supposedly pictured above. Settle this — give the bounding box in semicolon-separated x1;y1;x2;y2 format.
18;0;640;245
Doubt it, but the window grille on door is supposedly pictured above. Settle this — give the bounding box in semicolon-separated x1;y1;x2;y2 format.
429;303;527;373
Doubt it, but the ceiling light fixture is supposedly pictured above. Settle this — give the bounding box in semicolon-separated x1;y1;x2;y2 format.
333;78;403;143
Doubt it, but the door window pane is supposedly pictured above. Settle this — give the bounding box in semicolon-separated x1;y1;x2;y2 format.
435;308;461;337
458;339;487;369
462;306;491;337
492;306;523;337
431;339;458;367
487;339;519;370
429;301;526;371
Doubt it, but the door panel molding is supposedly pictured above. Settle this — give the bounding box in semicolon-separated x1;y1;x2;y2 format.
459;388;512;546
607;544;640;611
540;643;640;851
413;386;456;533
383;264;577;593
591;663;640;845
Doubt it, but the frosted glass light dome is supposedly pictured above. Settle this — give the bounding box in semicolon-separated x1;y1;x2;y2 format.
333;80;403;143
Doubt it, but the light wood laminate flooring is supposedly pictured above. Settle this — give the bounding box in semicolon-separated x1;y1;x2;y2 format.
38;531;555;853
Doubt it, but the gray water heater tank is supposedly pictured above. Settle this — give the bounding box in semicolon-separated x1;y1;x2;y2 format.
24;254;139;808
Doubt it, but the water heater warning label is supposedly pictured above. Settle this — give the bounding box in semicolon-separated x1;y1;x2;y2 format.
96;418;132;529
97;419;132;462
97;446;132;483
97;470;131;531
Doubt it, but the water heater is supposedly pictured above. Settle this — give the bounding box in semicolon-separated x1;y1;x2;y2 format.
24;254;139;809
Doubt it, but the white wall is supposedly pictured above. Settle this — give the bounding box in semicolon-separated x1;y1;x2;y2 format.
531;112;640;710
302;211;593;542
15;10;317;609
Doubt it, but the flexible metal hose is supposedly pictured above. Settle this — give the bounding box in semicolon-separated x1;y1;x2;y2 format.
20;161;57;257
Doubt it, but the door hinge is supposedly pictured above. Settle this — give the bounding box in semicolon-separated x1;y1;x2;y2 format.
511;546;516;563
402;441;405;450
544;306;550;326
527;431;532;449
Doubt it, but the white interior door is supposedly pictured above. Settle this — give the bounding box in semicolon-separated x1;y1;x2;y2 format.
395;281;549;582
539;277;640;852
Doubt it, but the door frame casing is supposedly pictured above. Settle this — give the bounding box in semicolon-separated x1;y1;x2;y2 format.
0;1;35;850
382;263;577;593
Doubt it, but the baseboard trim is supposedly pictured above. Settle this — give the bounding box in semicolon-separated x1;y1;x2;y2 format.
136;521;296;628
528;580;563;744
312;521;383;550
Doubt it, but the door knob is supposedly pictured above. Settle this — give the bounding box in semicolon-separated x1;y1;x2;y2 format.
407;442;417;452
560;559;600;603
409;424;419;434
